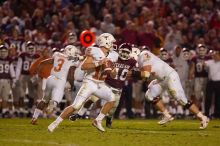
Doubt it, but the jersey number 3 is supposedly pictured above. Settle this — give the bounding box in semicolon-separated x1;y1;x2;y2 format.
54;58;64;72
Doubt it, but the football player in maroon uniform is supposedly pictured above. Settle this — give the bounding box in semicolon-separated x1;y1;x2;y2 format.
8;44;24;116
189;44;211;111
0;45;16;117
69;43;137;128
15;41;40;114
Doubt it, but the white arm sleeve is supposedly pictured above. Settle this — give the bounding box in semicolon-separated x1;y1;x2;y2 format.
15;58;22;80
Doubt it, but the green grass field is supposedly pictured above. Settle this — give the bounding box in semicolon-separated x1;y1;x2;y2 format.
0;118;220;146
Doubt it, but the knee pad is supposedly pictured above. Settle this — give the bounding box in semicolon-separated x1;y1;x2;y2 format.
184;100;193;109
145;83;162;101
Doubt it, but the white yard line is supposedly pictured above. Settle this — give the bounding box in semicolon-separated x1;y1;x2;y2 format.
0;138;79;146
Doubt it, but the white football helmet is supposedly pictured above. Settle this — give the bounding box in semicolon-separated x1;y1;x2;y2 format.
130;47;141;61
64;45;78;57
96;33;116;50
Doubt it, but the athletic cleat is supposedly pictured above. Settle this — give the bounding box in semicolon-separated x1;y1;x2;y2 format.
69;114;82;121
106;116;112;128
92;120;105;132
158;115;174;125
30;118;38;125
200;116;209;129
48;121;59;133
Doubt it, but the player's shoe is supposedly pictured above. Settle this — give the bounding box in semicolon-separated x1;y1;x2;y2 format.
106;116;112;128
48;121;59;133
200;116;209;129
69;114;82;121
158;115;174;125
30;118;38;125
92;120;105;132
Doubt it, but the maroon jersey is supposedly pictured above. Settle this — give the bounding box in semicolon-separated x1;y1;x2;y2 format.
18;52;40;75
4;37;26;53
0;57;13;79
105;58;137;89
192;55;211;77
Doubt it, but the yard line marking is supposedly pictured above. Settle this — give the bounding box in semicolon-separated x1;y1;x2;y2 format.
0;138;79;146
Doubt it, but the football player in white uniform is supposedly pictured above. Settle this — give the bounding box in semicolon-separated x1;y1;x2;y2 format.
132;48;209;129
48;33;118;132
31;45;80;124
69;43;136;128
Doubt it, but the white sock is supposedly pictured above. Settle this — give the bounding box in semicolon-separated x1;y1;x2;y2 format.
95;112;106;121
162;109;171;117
54;116;63;124
78;107;87;116
33;108;43;119
197;112;204;119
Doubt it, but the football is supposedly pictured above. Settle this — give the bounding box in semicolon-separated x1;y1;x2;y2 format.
102;59;114;71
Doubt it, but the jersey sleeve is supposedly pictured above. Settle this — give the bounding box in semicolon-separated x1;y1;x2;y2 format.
107;51;119;62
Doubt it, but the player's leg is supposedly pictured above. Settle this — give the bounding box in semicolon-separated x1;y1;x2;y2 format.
46;79;66;115
168;71;209;129
92;83;116;132
27;76;39;117
31;77;53;124
69;95;98;121
64;81;72;106
145;79;174;125
18;75;26;116
0;80;11;117
106;88;122;128
48;80;97;132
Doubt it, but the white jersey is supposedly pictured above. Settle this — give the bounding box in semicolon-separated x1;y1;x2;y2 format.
138;50;175;81
50;52;79;81
74;62;85;82
84;46;118;82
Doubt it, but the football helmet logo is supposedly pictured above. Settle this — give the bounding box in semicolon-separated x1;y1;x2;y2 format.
96;33;116;50
130;47;141;61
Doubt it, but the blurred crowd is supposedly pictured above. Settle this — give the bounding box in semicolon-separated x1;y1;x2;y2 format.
0;0;220;119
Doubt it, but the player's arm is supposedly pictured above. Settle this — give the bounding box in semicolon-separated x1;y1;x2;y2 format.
189;62;195;80
81;56;106;70
37;58;54;73
67;66;76;87
9;63;16;79
140;65;152;78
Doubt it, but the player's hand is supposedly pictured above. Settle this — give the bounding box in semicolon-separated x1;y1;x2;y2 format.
110;68;117;78
126;70;132;79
